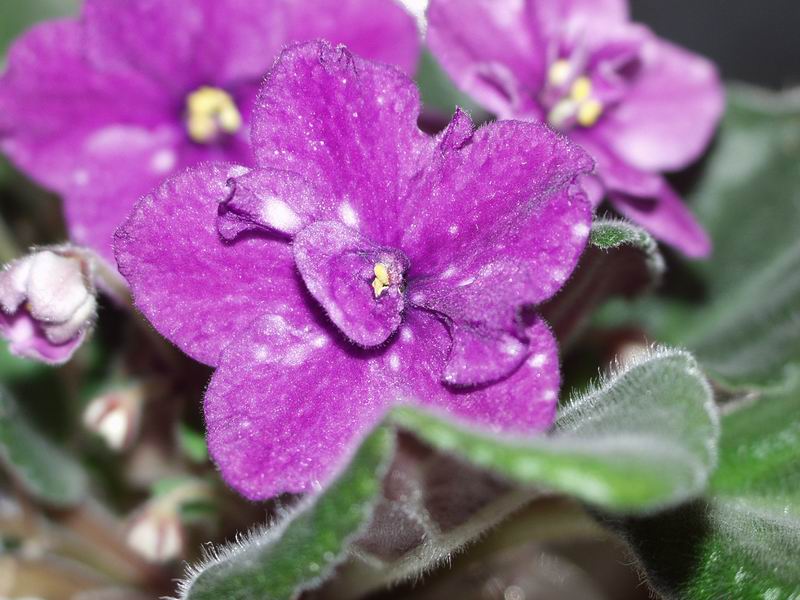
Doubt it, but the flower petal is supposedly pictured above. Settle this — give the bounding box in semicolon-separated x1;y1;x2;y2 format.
399;311;560;433
591;37;724;172
441;322;530;387
0;310;86;365
402;116;593;322
284;0;421;76
610;182;711;259
83;0;282;90
293;221;407;347
426;0;544;117
114;163;301;366
251;40;431;244
204;306;395;499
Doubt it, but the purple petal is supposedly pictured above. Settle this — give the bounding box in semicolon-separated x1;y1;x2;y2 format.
570;131;662;199
533;0;629;32
204;306;395;499
401;116;594;316
591;37;724;172
284;0;421;76
114;164;301;366
217;168;323;239
441;322;530;387
402;311;560;433
293;221;408;347
0;310;85;365
610;182;711;259
0;19;169;194
83;0;282;91
426;0;544;117
251;41;431;245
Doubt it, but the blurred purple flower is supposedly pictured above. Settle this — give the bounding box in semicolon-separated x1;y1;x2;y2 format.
0;0;420;266
114;41;593;499
0;246;97;364
427;0;724;258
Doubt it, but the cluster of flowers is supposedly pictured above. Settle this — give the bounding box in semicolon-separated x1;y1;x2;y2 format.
0;0;722;500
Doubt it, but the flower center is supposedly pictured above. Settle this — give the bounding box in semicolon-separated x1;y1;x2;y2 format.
542;59;604;131
185;86;242;143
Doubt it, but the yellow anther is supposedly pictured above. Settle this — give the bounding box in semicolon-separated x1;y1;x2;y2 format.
577;99;604;127
548;59;572;87
372;263;391;298
185;86;242;143
570;76;593;102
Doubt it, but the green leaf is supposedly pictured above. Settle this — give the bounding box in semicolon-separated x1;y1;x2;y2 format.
600;86;800;390
392;348;717;513
0;386;87;507
611;382;800;600
178;423;209;464
415;50;486;117
178;427;394;600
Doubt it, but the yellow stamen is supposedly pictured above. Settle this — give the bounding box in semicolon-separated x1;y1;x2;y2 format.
577;99;604;127
548;59;572;87
570;76;593;102
185;86;242;143
372;262;391;298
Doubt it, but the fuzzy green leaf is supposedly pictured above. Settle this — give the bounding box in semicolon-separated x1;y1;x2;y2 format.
612;383;800;600
392;348;717;513
178;427;394;600
0;386;87;507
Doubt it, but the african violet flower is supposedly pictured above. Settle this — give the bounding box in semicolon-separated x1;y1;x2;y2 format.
0;0;419;267
0;245;97;364
427;0;724;257
115;41;593;499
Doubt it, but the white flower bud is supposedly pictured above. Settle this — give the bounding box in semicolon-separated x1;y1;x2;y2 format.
82;384;144;451
0;245;97;364
125;505;184;564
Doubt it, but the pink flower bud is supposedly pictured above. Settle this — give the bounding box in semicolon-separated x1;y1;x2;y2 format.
125;505;184;564
0;246;97;364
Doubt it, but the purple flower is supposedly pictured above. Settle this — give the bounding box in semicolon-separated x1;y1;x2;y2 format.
0;0;420;267
427;0;724;258
0;246;97;364
115;41;593;499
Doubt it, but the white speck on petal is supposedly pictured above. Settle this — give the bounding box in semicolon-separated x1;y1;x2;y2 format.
73;169;90;186
528;353;547;368
389;353;401;371
150;149;176;174
339;201;359;228
572;223;589;238
401;328;414;343
544;389;557;401
457;276;476;287
261;196;301;233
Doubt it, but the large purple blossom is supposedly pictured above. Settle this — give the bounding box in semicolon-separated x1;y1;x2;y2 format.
0;0;419;266
427;0;724;258
115;41;593;499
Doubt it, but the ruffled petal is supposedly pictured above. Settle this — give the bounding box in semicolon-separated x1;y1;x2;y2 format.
591;37;724;172
401;116;593;318
398;311;560;433
251;40;431;244
426;0;545;117
114;163;301;366
610;182;711;259
284;0;420;75
204;306;395;499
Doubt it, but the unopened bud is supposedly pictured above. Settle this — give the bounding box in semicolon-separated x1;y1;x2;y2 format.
83;384;144;451
0;245;97;364
125;504;184;564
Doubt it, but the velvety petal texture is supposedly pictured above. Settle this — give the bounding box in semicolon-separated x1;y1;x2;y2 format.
116;41;593;500
0;0;420;266
426;0;724;258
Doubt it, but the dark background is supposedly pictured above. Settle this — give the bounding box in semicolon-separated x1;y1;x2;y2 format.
633;0;800;88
